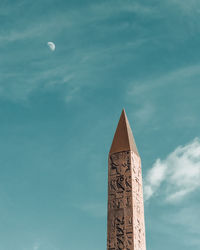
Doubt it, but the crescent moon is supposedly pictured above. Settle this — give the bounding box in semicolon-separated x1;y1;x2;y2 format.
47;42;55;51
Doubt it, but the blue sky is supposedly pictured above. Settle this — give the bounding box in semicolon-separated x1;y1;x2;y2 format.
0;0;200;249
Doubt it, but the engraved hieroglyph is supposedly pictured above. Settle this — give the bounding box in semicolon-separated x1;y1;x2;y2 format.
107;110;146;250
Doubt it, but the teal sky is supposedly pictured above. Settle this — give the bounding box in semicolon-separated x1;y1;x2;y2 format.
1;0;200;249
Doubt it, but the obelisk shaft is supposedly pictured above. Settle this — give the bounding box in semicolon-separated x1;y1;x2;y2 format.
107;110;146;250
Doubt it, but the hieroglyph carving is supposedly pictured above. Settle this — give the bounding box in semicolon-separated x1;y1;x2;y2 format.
107;151;146;250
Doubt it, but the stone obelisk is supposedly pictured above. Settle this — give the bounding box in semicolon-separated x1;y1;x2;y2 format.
107;109;146;250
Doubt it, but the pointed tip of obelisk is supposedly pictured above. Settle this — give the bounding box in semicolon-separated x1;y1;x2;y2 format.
109;109;139;155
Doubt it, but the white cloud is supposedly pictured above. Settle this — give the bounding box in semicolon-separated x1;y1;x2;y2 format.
144;159;167;200
144;138;200;202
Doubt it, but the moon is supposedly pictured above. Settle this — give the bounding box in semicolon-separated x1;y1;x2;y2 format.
47;42;55;51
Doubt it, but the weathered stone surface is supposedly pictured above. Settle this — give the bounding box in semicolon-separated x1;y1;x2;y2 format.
107;110;146;250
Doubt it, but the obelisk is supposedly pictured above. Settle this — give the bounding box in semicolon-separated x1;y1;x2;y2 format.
107;109;146;250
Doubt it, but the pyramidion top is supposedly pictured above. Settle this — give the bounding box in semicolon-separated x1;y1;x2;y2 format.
109;109;139;155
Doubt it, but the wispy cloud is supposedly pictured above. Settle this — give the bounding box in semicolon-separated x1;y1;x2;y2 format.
133;102;155;124
77;202;107;218
162;204;200;247
30;241;59;250
169;206;200;234
144;138;200;202
0;0;153;45
65;87;80;103
129;63;200;98
167;0;200;13
33;242;40;250
0;25;43;44
2;0;200;103
89;0;155;17
0;0;154;102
